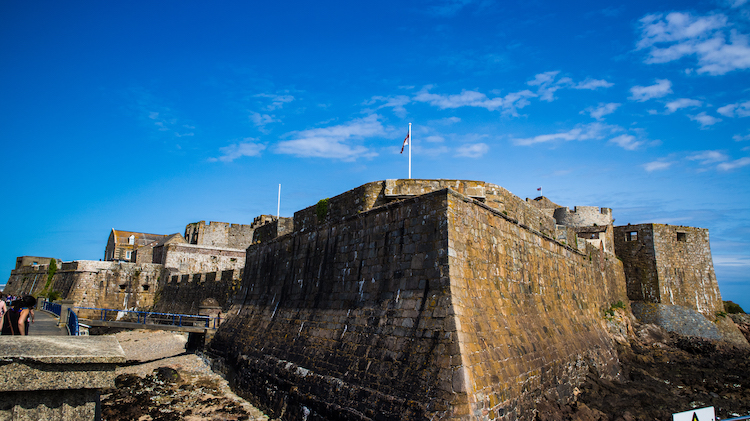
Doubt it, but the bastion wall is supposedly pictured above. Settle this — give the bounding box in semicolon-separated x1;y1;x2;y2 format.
209;187;627;421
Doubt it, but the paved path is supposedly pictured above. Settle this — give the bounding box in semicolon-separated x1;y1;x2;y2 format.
28;310;68;336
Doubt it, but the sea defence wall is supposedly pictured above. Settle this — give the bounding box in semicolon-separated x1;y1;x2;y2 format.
209;187;628;421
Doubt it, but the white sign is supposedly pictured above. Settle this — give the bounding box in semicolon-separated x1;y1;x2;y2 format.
673;406;715;421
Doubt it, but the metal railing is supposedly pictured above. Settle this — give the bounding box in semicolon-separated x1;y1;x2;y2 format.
42;300;61;317
73;307;217;329
67;308;79;336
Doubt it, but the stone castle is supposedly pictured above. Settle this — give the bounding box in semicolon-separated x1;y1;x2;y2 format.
5;179;746;420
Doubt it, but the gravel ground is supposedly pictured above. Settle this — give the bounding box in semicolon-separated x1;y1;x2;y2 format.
102;329;274;421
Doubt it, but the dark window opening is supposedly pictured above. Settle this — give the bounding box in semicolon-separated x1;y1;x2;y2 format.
625;231;638;242
142;284;150;291
119;284;127;291
677;232;687;242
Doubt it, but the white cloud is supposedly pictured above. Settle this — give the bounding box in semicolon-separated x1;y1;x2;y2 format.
609;134;644;150
629;79;672;102
513;123;620;146
583;102;621;120
643;160;673;171
254;93;294;111
424;135;446;143
574;79;614;90
527;71;569;101
413;86;535;116
364;95;411;118
713;255;750;268
688;111;722;127
456;143;489;158
717;100;750;117
636;12;750;75
688;150;729;164
249;112;278;128
665;98;703;113
210;139;266;162
734;133;750;141
274;114;383;160
718;157;750;170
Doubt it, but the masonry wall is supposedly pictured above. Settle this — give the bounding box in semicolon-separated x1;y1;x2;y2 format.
210;188;627;421
613;224;661;303
157;243;245;274
46;261;162;317
153;268;243;315
445;193;626;420
614;224;723;316
4;266;50;296
651;224;723;316
185;221;256;249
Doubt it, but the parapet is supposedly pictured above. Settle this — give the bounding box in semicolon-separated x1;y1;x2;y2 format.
553;206;613;228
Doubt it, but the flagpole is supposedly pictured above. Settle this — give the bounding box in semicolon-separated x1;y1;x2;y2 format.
408;122;412;179
277;184;281;219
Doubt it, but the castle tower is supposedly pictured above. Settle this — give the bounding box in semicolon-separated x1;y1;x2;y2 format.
552;206;614;253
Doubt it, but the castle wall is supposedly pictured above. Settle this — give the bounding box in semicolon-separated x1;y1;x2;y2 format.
614;224;723;316
45;261;162;317
652;225;723;315
4;266;50;296
445;192;626;420
157;243;245;274
153;268;243;315
185;221;256;249
209;188;627;421
252;217;294;244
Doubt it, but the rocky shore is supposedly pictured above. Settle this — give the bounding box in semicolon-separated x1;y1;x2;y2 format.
101;315;750;421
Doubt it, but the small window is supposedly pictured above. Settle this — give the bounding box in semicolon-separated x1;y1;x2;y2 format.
128;235;135;245
119;284;127;291
625;231;638;242
677;232;687;242
142;284;150;291
125;251;132;260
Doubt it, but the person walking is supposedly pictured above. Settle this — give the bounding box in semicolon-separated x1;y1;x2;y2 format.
2;295;36;336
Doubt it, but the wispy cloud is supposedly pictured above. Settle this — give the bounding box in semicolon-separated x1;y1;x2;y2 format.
718;157;750;170
274;114;383;160
665;98;702;113
734;133;750;141
629;79;672;102
254;93;295;111
456;142;489;158
609;134;644;150
688;111;722;128
364;95;411;118
583;102;621;120
413;86;535;116
129;87;195;138
249;111;278;129
643;160;673;171
512;122;620;146
717;100;750;117
688;150;729;164
636;11;750;75
426;0;489;17
574;78;614;90
209;139;266;163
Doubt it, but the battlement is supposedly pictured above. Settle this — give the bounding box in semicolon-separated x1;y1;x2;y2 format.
553;206;612;227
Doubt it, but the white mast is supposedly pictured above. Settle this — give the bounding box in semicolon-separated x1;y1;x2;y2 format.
277;184;281;219
408;122;412;179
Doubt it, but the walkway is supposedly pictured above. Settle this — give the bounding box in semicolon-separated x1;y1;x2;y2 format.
28;310;68;336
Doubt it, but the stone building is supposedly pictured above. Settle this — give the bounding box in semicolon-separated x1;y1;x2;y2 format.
613;223;723;315
104;229;169;262
184;216;275;249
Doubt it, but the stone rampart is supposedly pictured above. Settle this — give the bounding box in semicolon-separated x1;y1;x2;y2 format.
209;188;627;420
156;243;245;274
293;180;557;239
185;220;257;249
154;268;243;315
253;217;294;244
4;265;50;296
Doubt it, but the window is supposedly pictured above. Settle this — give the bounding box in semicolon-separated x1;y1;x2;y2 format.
128;235;135;245
677;232;687;242
125;251;132;260
625;231;638;242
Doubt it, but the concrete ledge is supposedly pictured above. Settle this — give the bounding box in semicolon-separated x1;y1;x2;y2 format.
0;336;125;420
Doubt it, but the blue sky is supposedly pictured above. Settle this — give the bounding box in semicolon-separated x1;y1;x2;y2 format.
1;1;749;310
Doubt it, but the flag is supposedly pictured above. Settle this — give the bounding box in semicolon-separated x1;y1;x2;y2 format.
400;131;410;154
537;187;542;191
